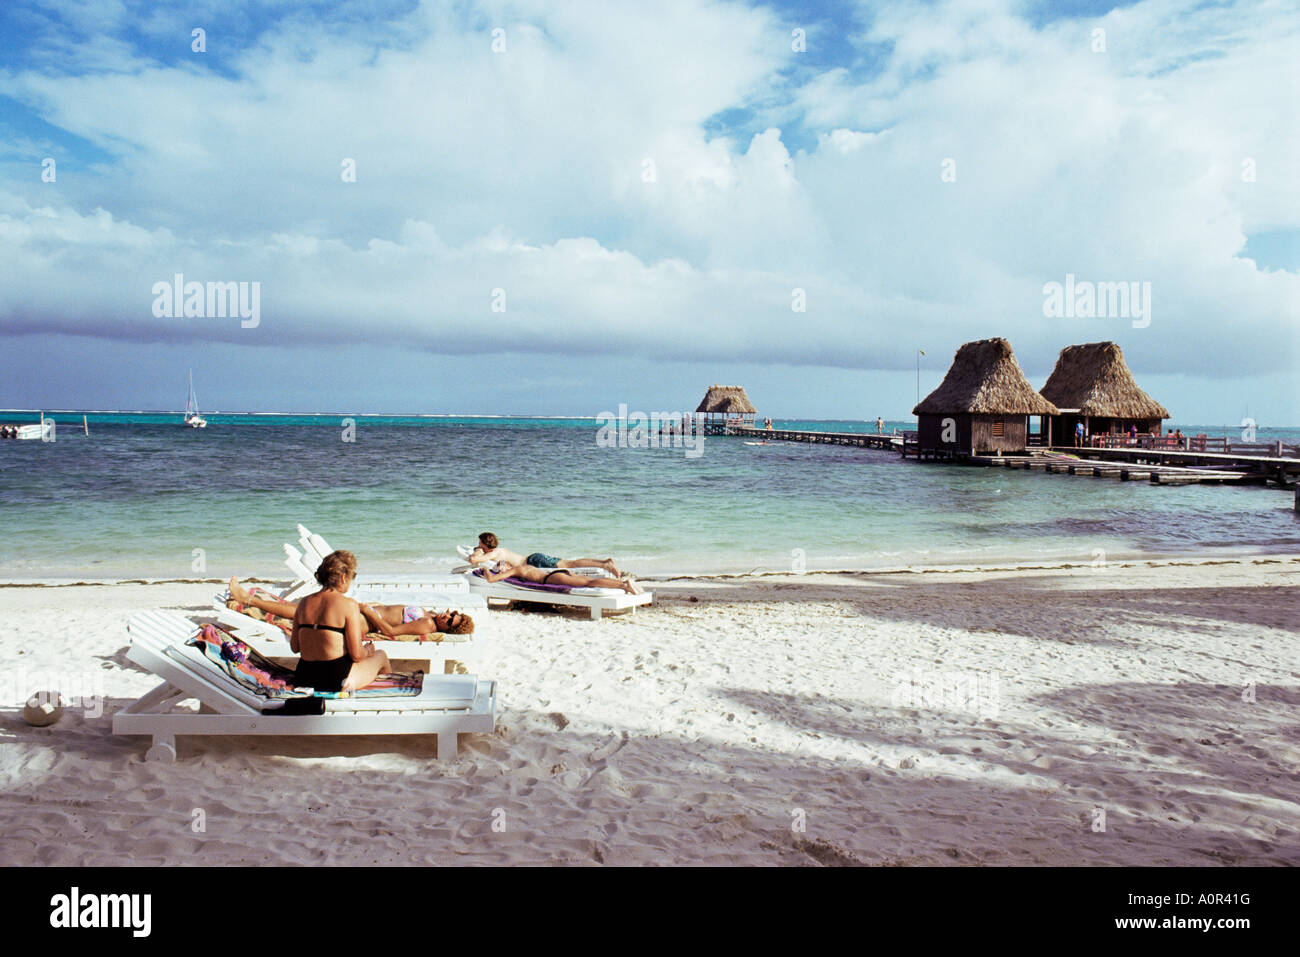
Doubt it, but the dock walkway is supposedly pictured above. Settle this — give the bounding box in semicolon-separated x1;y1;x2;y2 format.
715;424;1293;489
971;452;1256;485
731;426;902;450
1045;445;1299;485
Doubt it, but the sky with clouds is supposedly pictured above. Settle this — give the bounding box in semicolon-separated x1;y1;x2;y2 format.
0;0;1296;422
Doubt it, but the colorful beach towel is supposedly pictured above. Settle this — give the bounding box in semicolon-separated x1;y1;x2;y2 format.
188;623;308;698
187;623;423;699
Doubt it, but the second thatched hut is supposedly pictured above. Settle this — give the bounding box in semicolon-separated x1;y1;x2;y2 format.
913;338;1058;455
1039;341;1169;444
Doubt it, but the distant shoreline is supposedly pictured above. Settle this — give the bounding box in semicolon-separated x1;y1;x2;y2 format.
1;410;1294;431
0;409;609;419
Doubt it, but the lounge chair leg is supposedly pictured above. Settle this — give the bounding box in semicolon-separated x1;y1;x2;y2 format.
437;731;458;759
590;606;601;621
146;735;176;764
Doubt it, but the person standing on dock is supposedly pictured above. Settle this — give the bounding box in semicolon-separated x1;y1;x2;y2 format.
876;416;884;434
1074;421;1086;448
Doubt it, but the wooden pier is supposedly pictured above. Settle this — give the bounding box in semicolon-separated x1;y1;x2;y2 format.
971;451;1259;486
731;426;902;450
715;422;1295;490
1045;444;1300;485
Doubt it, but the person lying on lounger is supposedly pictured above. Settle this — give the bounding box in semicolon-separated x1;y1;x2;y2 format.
480;561;645;595
467;531;624;577
228;576;474;637
286;550;389;693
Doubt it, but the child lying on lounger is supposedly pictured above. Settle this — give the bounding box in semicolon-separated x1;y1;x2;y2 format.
480;562;644;595
229;577;474;637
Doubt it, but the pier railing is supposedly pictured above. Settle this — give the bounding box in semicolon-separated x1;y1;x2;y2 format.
1087;434;1297;457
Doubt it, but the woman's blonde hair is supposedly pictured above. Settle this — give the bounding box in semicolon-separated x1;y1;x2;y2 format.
315;550;357;590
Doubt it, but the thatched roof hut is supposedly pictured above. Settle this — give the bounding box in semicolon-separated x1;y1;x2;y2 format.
1039;342;1169;419
696;385;757;416
911;338;1056;456
913;338;1058;417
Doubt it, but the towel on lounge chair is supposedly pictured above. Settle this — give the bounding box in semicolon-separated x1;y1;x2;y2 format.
469;568;621;595
188;623;423;699
189;623;306;697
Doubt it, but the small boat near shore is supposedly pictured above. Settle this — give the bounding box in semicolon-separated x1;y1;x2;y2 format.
0;416;55;440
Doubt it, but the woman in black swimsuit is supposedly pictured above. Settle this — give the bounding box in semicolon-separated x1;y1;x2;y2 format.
291;550;389;692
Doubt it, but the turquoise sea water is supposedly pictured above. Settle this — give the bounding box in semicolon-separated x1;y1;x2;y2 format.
0;413;1296;580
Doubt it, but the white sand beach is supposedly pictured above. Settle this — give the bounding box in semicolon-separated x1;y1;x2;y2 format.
1;556;1296;866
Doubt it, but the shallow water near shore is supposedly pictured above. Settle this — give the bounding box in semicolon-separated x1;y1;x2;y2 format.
0;417;1296;580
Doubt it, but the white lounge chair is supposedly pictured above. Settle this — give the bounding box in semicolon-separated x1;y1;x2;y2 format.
211;593;487;674
281;543;319;600
113;611;497;762
299;524;468;585
297;524;331;566
277;546;487;607
286;525;473;602
281;553;488;608
460;568;652;620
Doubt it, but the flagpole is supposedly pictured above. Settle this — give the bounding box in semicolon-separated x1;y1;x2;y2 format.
916;349;925;415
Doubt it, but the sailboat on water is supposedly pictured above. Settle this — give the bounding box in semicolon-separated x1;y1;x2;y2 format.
184;370;207;428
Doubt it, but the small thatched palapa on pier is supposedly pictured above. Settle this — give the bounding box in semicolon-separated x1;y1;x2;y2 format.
696;384;757;432
913;338;1057;455
1039;341;1169;445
